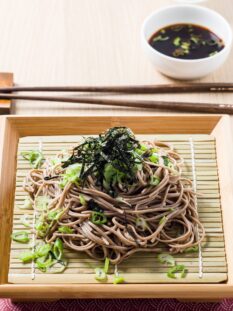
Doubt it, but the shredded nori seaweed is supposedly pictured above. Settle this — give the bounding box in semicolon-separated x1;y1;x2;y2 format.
61;127;141;191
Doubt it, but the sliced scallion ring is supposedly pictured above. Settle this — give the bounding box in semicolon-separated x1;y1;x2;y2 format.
35;243;52;257
113;275;125;284
95;268;107;282
18;251;35;263
46;260;67;274
52;238;63;260
12;231;30;243
158;254;175;266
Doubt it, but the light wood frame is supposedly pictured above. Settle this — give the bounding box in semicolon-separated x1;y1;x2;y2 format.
1;114;233;300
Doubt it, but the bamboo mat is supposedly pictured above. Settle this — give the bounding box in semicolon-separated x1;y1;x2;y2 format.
8;134;227;284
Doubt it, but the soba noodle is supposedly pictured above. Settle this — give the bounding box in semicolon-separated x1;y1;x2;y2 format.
23;127;205;265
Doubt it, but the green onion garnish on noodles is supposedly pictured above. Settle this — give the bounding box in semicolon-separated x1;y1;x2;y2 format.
149;175;160;186
21;150;44;169
79;194;86;206
58;226;74;234
149;153;159;164
12;231;30;243
91;211;107;225
135;217;148;231
59;163;82;189
35;195;51;211
159;216;167;225
35;216;49;238
61;127;142;194
47;209;64;221
158;254;175;266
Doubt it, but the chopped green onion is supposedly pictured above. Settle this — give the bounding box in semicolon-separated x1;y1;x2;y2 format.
18;251;35;263
94;257;110;282
36;254;54;272
21;150;44;168
172;48;187;57
113;275;125;284
162;156;169;166
149;153;159;163
59;163;81;189
20;214;31;228
136;217;148;231
95;268;107;282
12;231;30;243
46;259;67;274
47;209;64;221
58;226;74;234
181;41;190;50
35;195;51;211
183;246;199;253
173;37;181;46
140;144;148;151
150;175;160;186
91;211;107;225
35;243;52;257
115;196;128;204
158;254;175;266
153;35;169;42
190;35;200;45
79;194;86;206
52;238;63;260
103;163;125;190
19;197;33;210
104;257;110;273
35;216;49;238
167;264;187;279
159;216;167;225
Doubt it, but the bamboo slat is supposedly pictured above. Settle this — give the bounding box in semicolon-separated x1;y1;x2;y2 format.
8;134;227;284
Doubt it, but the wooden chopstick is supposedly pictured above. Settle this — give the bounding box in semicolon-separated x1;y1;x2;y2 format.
0;93;232;114
0;83;233;94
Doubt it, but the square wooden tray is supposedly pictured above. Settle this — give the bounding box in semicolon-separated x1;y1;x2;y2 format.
1;115;233;300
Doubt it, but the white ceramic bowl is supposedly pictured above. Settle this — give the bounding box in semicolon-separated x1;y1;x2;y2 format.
141;5;232;80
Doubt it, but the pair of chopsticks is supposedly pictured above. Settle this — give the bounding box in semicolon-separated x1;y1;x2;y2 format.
0;82;233;114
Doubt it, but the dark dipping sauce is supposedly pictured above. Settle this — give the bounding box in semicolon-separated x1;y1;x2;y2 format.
149;23;224;60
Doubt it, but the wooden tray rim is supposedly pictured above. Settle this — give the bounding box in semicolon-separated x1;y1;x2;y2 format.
1;114;233;300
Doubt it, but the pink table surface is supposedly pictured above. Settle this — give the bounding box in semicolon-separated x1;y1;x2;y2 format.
1;299;233;311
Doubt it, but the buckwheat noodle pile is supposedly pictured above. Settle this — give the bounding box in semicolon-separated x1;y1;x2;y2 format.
24;127;205;264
